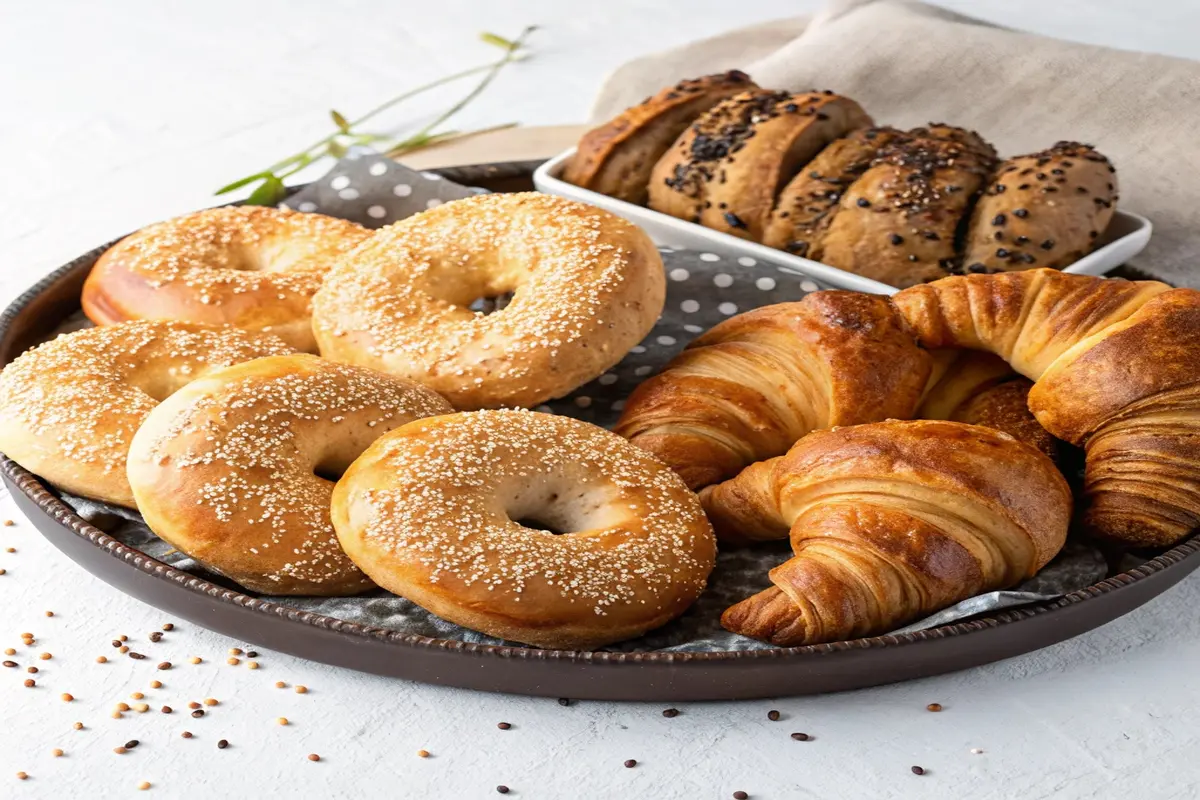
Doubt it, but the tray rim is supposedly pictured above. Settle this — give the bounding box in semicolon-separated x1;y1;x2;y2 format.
1;160;1196;693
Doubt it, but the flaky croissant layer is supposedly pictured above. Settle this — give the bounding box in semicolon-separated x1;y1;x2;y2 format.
702;420;1071;646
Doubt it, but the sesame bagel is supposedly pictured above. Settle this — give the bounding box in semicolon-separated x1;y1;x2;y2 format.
126;354;452;595
82;206;371;352
311;193;665;410
331;410;717;649
0;321;295;507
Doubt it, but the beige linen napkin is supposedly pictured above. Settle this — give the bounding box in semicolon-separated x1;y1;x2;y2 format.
592;0;1200;287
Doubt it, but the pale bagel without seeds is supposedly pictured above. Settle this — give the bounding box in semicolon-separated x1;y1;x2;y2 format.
82;206;371;352
126;354;452;595
311;193;666;410
331;410;717;649
0;320;295;507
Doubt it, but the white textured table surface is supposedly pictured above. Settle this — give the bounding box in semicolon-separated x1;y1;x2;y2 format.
3;2;1200;798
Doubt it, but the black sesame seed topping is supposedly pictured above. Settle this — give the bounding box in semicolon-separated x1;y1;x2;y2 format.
1041;239;1056;250
724;212;747;230
856;198;871;208
992;213;1006;226
889;233;904;245
1013;208;1029;218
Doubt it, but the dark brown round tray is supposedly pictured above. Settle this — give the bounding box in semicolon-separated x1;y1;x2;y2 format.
3;161;1198;701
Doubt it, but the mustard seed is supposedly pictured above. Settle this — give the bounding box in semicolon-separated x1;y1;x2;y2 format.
96;656;107;664
16;772;27;780
131;692;144;700
117;703;131;712
188;657;201;665
295;685;308;694
226;657;239;666
61;693;74;703
51;749;63;758
203;698;218;706
149;680;162;689
417;749;430;758
139;781;151;790
277;717;288;726
926;703;943;712
23;679;34;687
246;661;259;670
73;722;83;731
307;754;320;762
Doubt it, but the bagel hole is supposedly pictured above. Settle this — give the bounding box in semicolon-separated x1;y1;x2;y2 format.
513;516;566;535
312;462;345;483
468;292;514;315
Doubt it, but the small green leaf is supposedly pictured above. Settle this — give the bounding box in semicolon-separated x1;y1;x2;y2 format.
480;31;518;50
244;175;287;206
330;109;352;133
215;171;274;196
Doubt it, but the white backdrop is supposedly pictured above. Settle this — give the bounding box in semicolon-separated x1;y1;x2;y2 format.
2;2;1199;797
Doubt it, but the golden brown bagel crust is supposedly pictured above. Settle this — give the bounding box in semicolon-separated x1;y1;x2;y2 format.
701;420;1071;646
964;142;1118;273
0;321;295;507
648;90;872;242
894;269;1200;547
562;70;757;204
82;206;370;352
311;193;665;410
332;410;717;649
818;126;997;288
614;291;932;490
763;127;907;256
126;354;452;596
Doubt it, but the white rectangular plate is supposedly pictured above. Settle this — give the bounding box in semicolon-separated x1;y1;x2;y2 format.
534;148;1153;296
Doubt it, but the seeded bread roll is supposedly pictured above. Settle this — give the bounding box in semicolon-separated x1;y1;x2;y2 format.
562;71;757;205
817;126;997;288
907;123;998;164
762;127;908;256
648;90;872;242
962;142;1118;274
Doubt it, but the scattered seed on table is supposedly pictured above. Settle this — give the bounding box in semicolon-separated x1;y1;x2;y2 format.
23;679;34;688
2;661;14;668
203;698;218;707
277;718;288;726
497;722;511;730
790;733;811;741
767;710;780;721
662;708;679;718
558;698;570;707
26;667;37;674
181;732;193;739
61;693;74;703
73;723;83;731
118;635;128;642
125;740;139;749
157;662;171;671
247;661;259;670
131;692;144;700
113;747;127;755
226;658;240;666
229;648;242;656
3;520;13;526
96;656;108;664
926;703;943;713
119;646;130;654
734;792;749;800
274;681;286;689
624;759;637;768
39;653;51;661
496;786;509;795
417;749;429;758
138;781;151;791
130;651;147;660
307;754;320;762
188;657;201;665
16;772;27;780
192;710;205;718
970;748;984;755
161;706;173;714
3;648;13;656
5;547;14;553
217;739;229;750
51;749;63;758
111;712;122;720
246;651;259;658
134;704;149;713
117;703;131;712
0;570;7;576
162;623;174;632
188;702;200;709
911;766;926;776
149;680;162;689
112;640;122;648
44;611;54;618
149;632;162;643
295;686;308;694
20;633;33;639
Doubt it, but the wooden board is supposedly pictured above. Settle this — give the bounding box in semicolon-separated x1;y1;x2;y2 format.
393;124;585;170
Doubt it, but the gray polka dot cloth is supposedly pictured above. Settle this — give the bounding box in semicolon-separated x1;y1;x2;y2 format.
60;151;1113;652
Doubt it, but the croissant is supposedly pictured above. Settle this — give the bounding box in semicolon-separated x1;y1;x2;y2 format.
701;420;1071;645
919;350;1060;461
613;291;932;489
893;268;1200;547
